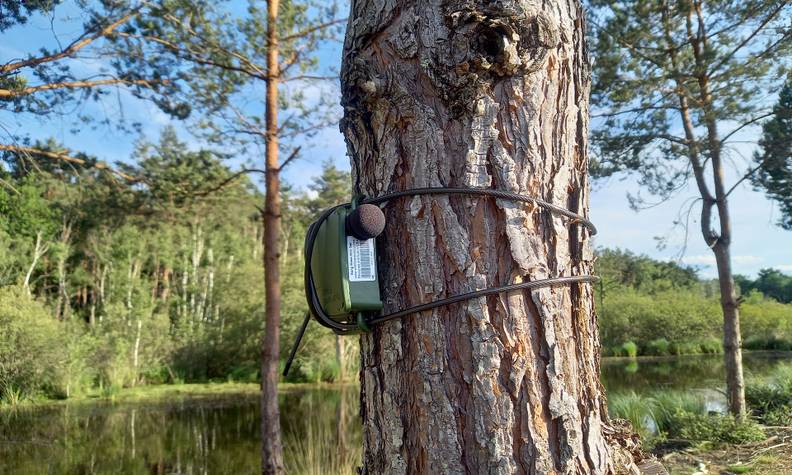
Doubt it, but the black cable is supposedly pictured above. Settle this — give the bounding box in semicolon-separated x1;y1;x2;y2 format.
285;187;599;376
306;187;597;331
361;187;597;235
282;312;311;377
368;275;599;326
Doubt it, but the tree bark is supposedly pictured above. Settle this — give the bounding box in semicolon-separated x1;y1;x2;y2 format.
261;0;285;474
341;1;640;473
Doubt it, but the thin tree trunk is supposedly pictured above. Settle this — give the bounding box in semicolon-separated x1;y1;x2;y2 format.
686;0;745;416
132;319;142;386
261;0;285;473
56;224;71;321
341;1;640;473
23;231;47;297
205;248;215;322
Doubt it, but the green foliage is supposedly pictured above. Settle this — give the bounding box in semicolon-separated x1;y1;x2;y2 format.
753;76;792;230
645;338;670;356
746;364;792;425
671;412;765;445
0;131;357;397
0;1;58;31
619;341;638;358
596;248;700;293
589;0;791;201
737;269;792;304
599;287;723;355
608;391;657;441
609;390;764;445
0;287;65;400
597;247;792;355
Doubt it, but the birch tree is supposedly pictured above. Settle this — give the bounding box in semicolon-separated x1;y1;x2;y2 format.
588;0;792;417
341;1;642;473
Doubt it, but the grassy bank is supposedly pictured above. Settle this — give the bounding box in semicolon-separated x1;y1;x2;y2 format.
0;381;359;410
609;363;792;448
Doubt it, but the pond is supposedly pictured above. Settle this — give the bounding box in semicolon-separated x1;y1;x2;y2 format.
1;352;789;474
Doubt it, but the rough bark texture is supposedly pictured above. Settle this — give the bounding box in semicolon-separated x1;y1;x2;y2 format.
261;0;285;473
340;1;640;473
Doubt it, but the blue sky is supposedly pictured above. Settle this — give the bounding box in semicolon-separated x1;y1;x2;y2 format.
1;3;789;278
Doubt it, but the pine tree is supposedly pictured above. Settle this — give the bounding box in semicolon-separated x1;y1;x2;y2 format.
588;0;792;417
341;0;643;472
754;76;792;230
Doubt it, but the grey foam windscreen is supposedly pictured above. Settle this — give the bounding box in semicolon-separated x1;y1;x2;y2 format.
346;204;386;240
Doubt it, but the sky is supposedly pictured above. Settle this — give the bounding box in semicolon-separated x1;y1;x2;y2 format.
1;3;789;279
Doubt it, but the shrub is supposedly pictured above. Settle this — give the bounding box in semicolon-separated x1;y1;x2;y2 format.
670;341;703;356
645;338;670;356
651;391;707;433
699;337;723;354
746;364;792;424
0;287;65;400
669;412;765;444
743;336;792;351
763;406;792;425
621;341;638;358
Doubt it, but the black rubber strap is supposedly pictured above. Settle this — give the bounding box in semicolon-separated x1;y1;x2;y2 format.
368;275;599;326
304;187;598;333
362;187;597;235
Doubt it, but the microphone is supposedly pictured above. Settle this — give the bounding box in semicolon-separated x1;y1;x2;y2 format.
346;204;386;240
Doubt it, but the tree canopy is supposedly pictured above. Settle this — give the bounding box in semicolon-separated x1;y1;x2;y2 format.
753;75;792;229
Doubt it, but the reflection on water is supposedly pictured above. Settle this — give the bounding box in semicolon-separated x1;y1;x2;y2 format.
601;351;791;392
0;388;361;474
0;353;789;474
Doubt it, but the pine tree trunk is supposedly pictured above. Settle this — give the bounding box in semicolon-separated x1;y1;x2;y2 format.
341;1;640;473
713;241;745;416
261;0;285;473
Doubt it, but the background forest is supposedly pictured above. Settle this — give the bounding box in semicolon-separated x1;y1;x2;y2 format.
1;128;790;403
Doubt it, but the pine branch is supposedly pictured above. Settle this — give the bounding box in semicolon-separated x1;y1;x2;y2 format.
708;2;788;75
0;78;166;98
0;14;135;74
0;144;138;181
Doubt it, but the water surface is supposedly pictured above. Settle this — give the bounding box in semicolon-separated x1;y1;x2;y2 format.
1;352;789;474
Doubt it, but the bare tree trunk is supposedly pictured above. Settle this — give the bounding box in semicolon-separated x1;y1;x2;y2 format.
205;248;215;322
55;223;72;321
261;0;285;473
713;241;745;415
23;231;48;296
341;1;640;473
132;319;142;386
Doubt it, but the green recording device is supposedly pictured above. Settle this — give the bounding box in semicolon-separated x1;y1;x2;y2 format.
304;201;387;333
284;187;599;377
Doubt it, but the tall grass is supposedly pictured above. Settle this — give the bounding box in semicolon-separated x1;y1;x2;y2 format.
609;390;764;445
608;392;657;440
0;383;25;407
746;363;792;425
283;420;362;475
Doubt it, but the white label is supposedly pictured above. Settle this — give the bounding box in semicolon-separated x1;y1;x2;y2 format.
347;236;376;282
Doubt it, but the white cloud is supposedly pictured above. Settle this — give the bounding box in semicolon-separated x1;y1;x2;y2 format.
777;264;792;273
